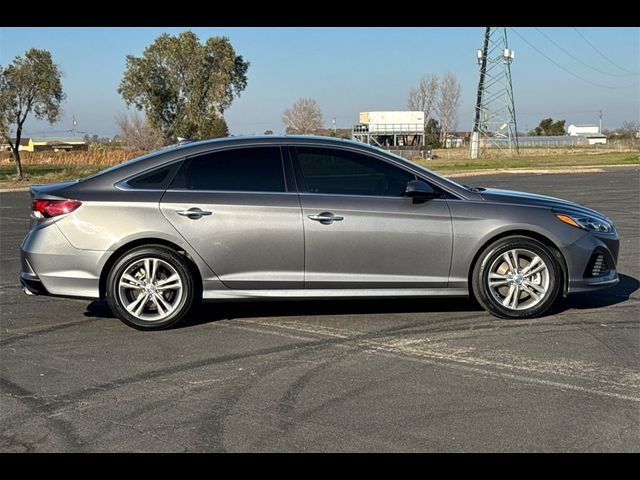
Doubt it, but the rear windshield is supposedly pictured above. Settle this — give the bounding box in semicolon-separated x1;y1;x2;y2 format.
80;147;178;182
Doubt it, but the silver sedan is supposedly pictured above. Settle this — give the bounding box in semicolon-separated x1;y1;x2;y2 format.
20;136;619;330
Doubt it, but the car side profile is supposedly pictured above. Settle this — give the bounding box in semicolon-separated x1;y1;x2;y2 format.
20;136;619;330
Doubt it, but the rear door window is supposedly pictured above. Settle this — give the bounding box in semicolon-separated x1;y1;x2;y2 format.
169;147;286;192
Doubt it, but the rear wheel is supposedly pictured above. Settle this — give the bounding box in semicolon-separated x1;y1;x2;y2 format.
106;245;196;330
472;236;561;319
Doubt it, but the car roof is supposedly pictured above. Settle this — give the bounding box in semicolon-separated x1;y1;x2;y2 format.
167;134;368;150
73;134;475;201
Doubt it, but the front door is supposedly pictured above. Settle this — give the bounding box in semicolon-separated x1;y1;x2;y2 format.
292;146;452;288
161;146;303;289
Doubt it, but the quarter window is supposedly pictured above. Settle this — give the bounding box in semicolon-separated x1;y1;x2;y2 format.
169;147;286;192
295;147;416;197
126;163;182;190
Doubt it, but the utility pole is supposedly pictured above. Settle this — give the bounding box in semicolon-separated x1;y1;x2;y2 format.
470;27;519;159
598;110;602;133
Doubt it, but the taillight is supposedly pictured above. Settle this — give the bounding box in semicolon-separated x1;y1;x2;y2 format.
32;199;82;218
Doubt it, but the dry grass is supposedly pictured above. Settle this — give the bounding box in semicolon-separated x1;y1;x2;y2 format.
427;145;639;160
0;150;145;187
0;149;143;167
413;151;639;173
0;147;638;189
2;146;637;169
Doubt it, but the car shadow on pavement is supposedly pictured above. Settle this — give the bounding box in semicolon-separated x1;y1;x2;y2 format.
551;273;639;314
83;273;639;328
179;297;484;329
84;296;484;328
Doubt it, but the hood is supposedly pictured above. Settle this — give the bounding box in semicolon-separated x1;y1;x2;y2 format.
479;188;609;220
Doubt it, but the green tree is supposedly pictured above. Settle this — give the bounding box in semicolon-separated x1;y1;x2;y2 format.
0;49;65;180
424;118;441;147
529;118;566;136
118;31;249;143
200;116;229;139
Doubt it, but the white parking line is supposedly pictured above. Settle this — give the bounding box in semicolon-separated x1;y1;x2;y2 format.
230;319;640;403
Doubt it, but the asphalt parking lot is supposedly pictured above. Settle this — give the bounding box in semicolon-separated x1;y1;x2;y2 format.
1;167;638;452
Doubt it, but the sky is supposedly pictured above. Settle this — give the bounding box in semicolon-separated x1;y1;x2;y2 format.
1;26;638;138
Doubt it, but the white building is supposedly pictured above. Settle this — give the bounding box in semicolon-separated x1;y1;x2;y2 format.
568;124;599;135
568;124;607;145
359;111;425;134
353;111;426;147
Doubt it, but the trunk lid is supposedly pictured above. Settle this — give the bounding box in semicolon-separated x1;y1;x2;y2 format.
30;180;80;200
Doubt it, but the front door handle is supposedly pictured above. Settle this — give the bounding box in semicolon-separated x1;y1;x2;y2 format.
308;212;344;225
176;207;213;219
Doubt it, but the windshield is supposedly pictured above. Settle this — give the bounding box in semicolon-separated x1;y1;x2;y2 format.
369;145;471;191
79;147;178;182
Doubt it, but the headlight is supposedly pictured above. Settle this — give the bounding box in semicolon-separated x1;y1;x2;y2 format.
555;213;613;233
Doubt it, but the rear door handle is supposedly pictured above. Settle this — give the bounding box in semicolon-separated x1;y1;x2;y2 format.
308;212;344;224
176;208;213;219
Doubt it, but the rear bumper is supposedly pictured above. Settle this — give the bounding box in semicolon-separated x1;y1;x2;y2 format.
20;273;49;296
20;221;104;299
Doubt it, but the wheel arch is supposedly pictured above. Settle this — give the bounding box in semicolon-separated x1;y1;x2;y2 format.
99;238;203;299
467;229;569;298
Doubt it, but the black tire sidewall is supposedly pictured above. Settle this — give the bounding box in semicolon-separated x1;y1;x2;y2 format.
473;236;560;319
106;246;195;330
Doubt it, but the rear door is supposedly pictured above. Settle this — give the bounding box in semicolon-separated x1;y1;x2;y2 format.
291;145;453;288
160;146;304;289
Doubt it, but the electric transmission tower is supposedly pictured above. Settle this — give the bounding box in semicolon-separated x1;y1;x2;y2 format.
470;27;519;159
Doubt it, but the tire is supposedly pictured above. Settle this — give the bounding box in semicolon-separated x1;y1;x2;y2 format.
106;245;197;330
472;236;561;319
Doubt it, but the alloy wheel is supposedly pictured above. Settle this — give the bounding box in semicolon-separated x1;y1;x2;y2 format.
486;248;550;311
117;257;184;322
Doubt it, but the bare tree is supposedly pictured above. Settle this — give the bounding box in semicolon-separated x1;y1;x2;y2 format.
406;74;439;121
282;98;323;134
115;111;164;150
437;72;462;146
619;120;640;140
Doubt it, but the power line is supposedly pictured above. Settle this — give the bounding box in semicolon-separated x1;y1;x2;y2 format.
534;27;634;78
518;110;600;116
509;28;638;90
573;27;640;76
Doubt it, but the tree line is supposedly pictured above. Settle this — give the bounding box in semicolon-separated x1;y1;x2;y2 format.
1;31;249;180
0;33;465;180
3;32;637;181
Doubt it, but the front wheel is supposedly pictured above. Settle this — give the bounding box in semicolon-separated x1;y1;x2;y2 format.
472;236;561;319
106;245;197;330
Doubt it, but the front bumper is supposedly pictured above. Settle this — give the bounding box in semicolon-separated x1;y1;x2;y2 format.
564;230;620;294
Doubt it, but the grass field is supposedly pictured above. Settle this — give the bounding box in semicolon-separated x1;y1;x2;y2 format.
0;150;143;188
412;151;640;173
1;148;638;189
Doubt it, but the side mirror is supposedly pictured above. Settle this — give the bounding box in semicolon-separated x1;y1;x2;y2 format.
404;179;438;203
